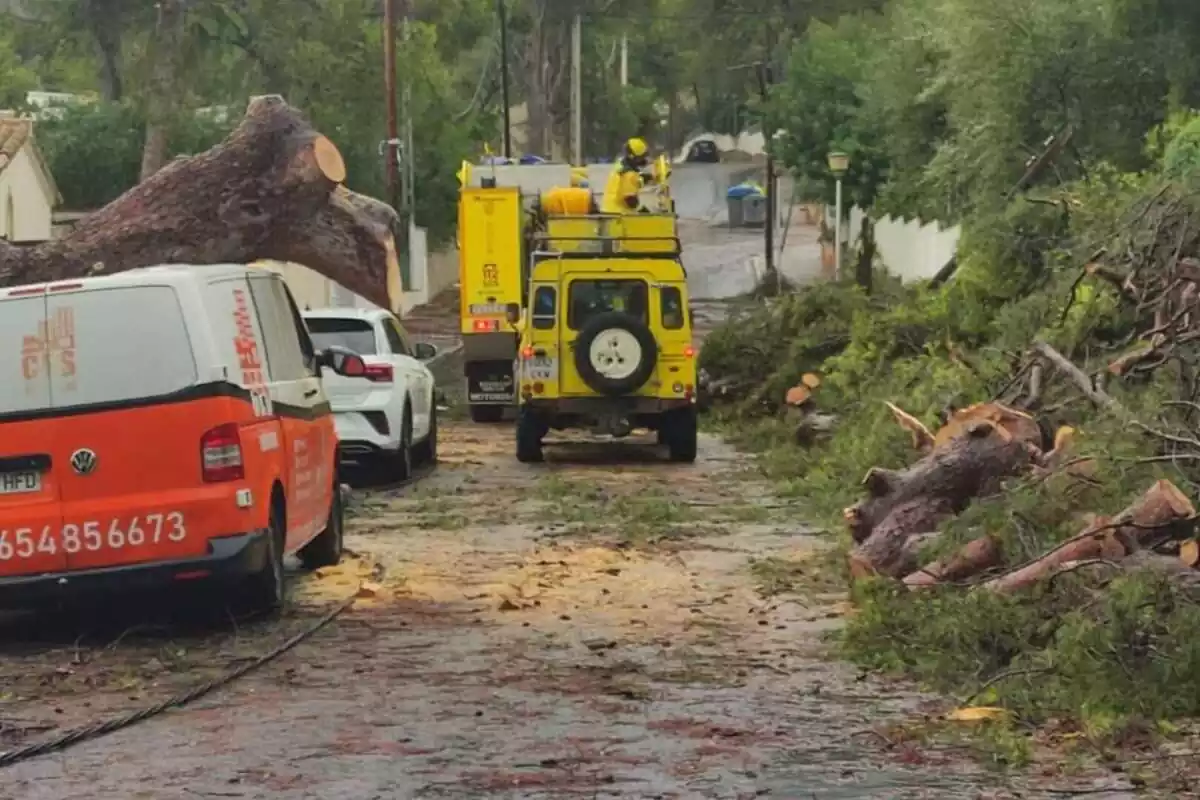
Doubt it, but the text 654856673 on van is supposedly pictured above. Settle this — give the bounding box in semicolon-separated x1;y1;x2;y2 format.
0;264;372;614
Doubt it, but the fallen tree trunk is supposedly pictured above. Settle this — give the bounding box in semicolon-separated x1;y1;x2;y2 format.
845;419;1035;545
0;95;397;309
845;420;1036;578
980;480;1195;594
903;535;1003;589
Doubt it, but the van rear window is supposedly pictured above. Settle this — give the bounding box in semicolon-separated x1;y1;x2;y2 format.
305;317;377;355
47;286;198;408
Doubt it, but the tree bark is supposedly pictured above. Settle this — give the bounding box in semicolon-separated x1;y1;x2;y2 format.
845;420;1036;545
903;535;1003;589
525;1;550;156
0;96;398;309
83;0;125;102
980;480;1196;594
140;0;188;181
845;420;1035;579
855;214;875;294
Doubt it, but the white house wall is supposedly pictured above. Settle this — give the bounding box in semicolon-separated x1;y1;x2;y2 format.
827;205;961;282
0;147;53;242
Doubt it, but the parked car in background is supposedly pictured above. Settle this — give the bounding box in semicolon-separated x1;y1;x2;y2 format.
303;308;439;479
0;265;363;613
685;139;720;163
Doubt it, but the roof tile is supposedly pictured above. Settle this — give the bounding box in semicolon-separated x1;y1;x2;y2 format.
0;119;33;176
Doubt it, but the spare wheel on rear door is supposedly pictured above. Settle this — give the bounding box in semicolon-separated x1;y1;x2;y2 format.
573;311;658;395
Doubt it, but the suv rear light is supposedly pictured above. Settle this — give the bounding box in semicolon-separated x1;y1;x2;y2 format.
201;423;244;482
363;364;394;383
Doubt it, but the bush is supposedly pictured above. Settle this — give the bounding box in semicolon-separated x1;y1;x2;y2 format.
704;164;1200;748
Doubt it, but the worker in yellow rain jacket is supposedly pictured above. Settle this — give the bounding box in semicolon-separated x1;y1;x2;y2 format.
601;137;652;214
539;167;595;216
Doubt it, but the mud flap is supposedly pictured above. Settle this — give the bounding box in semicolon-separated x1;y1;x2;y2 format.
465;360;515;405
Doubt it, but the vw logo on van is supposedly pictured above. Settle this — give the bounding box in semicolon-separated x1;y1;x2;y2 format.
70;449;98;476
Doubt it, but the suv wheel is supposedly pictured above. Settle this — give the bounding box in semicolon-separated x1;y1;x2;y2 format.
663;406;698;463
299;481;345;570
516;407;546;463
243;503;287;615
416;404;438;465
387;406;414;481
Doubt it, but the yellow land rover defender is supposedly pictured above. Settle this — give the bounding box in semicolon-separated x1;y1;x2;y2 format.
511;214;698;463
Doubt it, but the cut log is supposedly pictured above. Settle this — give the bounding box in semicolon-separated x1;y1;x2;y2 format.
932;403;1043;450
848;508;948;579
903;535;1002;589
0;95;394;309
801;373;821;390
785;385;812;406
981;480;1196;594
844;420;1034;545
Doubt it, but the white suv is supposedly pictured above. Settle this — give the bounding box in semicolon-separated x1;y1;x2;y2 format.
303;308;438;479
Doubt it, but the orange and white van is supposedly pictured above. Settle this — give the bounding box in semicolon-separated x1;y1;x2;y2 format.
0;264;366;613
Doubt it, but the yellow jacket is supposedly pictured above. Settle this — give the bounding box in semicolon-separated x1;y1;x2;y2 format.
541;186;593;216
601;167;643;214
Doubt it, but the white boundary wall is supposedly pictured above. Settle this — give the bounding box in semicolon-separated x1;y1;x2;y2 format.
826;205;960;282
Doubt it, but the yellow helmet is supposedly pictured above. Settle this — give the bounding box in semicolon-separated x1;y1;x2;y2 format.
625;137;648;158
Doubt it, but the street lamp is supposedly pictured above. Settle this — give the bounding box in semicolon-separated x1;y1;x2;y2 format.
827;151;849;279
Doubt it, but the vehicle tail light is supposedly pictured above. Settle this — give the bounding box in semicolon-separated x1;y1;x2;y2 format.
683;345;696;358
521;346;535;359
363;364;394;383
201;423;244;482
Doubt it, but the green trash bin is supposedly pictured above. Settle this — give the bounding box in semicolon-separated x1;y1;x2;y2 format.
743;194;767;227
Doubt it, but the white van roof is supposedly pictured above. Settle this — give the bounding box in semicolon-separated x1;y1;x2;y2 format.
302;307;390;322
1;263;257;297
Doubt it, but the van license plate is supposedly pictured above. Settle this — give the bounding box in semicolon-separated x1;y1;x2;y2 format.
0;472;40;494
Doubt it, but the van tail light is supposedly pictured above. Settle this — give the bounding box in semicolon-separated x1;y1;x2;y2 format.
201;423;244;482
363;364;394;383
683;345;696;358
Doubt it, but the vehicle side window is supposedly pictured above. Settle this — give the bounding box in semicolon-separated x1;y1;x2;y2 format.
532;286;556;330
384;317;412;356
279;282;318;373
660;286;685;330
249;277;307;380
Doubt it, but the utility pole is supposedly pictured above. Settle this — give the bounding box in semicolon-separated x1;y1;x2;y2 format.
755;61;776;285
571;13;582;164
401;5;414;213
498;0;512;158
382;0;399;212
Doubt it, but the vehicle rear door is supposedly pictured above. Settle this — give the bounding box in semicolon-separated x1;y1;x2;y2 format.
48;282;213;571
0;286;66;577
250;276;333;551
560;273;652;396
